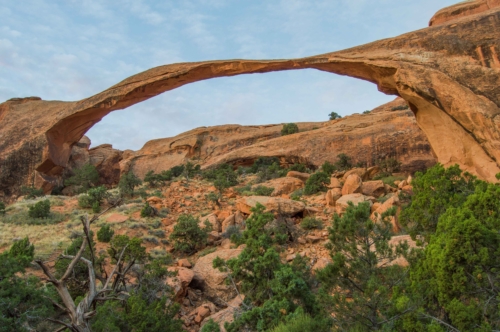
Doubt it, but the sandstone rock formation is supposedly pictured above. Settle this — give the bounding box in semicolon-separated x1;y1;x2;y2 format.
236;196;306;216
2;2;500;199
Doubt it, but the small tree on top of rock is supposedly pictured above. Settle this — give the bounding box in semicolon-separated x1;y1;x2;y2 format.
281;123;299;136
328;112;342;120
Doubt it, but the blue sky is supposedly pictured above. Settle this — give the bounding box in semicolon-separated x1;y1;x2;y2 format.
1;0;458;150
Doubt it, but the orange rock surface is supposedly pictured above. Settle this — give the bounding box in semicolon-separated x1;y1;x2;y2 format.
1;2;500;199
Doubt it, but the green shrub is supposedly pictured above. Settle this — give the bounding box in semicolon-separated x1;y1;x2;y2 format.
257;162;287;183
304;172;330;195
249;157;280;173
288;163;308;173
203;164;238;193
328;112;342;120
119;172;142;197
141;202;157;218
170;165;185;178
183;161;201;179
362;110;371;114
391;104;409;111
144;169;176;187
270;311;330;332
333;153;352;171
0;201;5;215
281;123;299;136
213;203;318;331
300;217;323;230
290;188;304;201
64;164;100;192
28;199;51;218
20;186;44;199
97;224;114;243
378;157;401;173
169;215;212;253
321;161;336;175
222;225;242;241
201;319;221;332
255;186;274;196
78;186;108;211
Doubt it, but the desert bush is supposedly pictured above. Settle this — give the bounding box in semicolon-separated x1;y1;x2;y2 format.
222;225;242;241
119;172;142;197
64;164;100;192
281;123;299;136
253;185;274;196
141;202;157;218
203;164;238;193
270;311;330;332
170;164;185;178
321;161;336;175
97;224;114;243
333;153;352;171
20;186;44;199
78;186;108;211
169;214;212;253
183;161;201;179
288;163;308;173
328;112;342;120
28;199;51;218
300;217;323;230
391;104;409;111
363;110;371;114
378;157;402;173
148;229;165;238
213;203;319;331
290;188;304;201
304;172;330;195
201;319;221;332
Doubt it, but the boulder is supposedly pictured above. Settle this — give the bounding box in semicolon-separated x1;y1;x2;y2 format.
192;249;243;301
286;171;310;183
342;174;363;196
370;195;401;233
329;177;342;189
364;166;382;180
325;188;342;206
336;194;373;214
201;295;245;332
221;214;235;233
201;213;220;232
167;267;195;301
361;180;386;198
236;196;305;216
177;259;192;268
342;168;366;181
259;177;304;196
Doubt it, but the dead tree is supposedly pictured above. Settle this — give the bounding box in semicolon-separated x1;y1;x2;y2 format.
35;206;126;332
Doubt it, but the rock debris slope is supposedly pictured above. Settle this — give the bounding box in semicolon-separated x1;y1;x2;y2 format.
1;1;499;198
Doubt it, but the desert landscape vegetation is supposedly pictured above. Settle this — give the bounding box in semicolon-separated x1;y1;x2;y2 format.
1;0;500;331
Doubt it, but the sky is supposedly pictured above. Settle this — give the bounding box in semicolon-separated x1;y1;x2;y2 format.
1;0;458;150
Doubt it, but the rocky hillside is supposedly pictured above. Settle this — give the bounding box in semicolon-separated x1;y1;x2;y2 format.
65;98;435;191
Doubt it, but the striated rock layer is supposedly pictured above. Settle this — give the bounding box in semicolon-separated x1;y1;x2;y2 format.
1;1;500;198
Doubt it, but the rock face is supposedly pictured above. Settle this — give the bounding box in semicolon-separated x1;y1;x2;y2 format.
236;196;306;216
2;3;500;198
192;249;242;301
429;0;500;26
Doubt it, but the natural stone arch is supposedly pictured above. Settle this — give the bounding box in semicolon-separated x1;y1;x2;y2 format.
1;1;500;198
